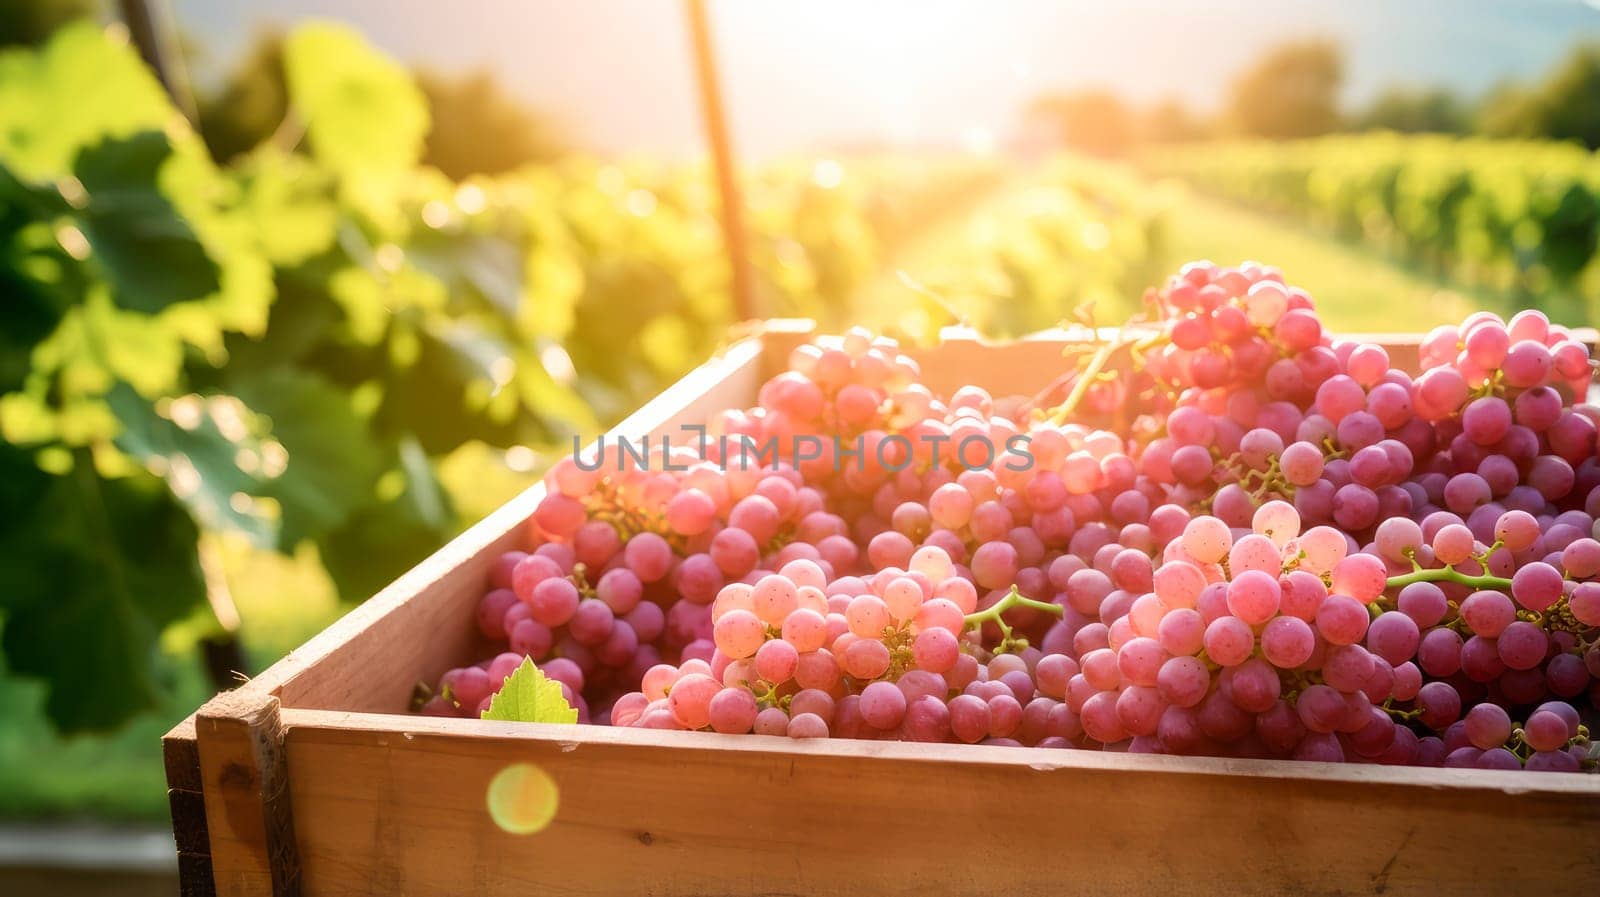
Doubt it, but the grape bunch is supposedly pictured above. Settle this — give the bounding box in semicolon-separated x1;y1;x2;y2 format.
420;259;1598;774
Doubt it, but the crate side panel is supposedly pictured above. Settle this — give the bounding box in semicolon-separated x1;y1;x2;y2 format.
284;718;1600;897
165;714;216;897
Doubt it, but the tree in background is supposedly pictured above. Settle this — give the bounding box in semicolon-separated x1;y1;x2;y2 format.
1025;91;1135;156
1481;42;1600;150
196;31;288;163
0;0;97;47
418;71;564;179
1227;39;1343;138
1143;98;1207;143
1357;86;1470;134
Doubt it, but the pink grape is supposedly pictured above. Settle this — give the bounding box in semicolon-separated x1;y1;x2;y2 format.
1297;526;1348;574
1510;562;1562;612
713;609;766;659
1226;570;1282;625
1397;581;1448;628
707;688;759;733
859;681;908;730
1315;594;1370;645
1460;591;1515;637
1203;616;1254;666
1157;608;1205;656
666;673;719;729
1364;611;1420;666
1181;516;1232;564
1261;616;1316;668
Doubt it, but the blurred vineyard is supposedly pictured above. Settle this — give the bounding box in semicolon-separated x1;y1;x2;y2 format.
857;157;1172;339
1147;136;1600;322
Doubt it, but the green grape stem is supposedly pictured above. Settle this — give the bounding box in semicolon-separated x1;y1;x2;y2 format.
964;586;1064;653
1385;566;1513;593
1045;330;1166;425
1047;338;1124;425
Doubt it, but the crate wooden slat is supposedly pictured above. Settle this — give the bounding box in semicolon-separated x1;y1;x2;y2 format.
283;711;1597;897
166;320;1600;897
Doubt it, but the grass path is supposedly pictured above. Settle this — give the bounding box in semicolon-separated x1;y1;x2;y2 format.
857;163;1483;336
848;176;1041;340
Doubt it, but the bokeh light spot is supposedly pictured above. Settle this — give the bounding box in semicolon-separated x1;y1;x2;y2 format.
487;763;559;835
811;159;843;189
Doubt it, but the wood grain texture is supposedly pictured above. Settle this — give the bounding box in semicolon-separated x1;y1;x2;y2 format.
165;714;204;794
281;711;1600;897
166;713;216;897
196;691;300;897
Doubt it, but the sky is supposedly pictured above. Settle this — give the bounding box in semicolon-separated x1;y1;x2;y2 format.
170;0;1600;158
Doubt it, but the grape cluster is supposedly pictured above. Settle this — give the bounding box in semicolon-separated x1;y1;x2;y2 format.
421;260;1597;773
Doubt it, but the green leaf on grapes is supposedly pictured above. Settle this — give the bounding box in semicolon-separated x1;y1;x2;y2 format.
70;131;222;313
481;658;578;725
0;444;206;732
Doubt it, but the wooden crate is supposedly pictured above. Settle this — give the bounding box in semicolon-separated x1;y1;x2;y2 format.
165;320;1600;897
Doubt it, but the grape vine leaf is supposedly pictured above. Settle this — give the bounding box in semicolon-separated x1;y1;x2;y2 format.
481;657;578;724
106;381;277;546
68;131;222;314
217;267;344;374
0;22;175;181
315;443;456;602
376;321;525;453
231;149;339;267
520;242;583;339
408;230;524;320
0;443;206;732
0;165;75;394
228;368;384;548
282;23;429;185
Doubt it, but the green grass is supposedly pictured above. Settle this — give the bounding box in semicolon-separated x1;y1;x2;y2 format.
0;654;208;822
0;541;346;824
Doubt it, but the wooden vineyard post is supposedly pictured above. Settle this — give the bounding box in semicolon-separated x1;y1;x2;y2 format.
684;0;757;321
